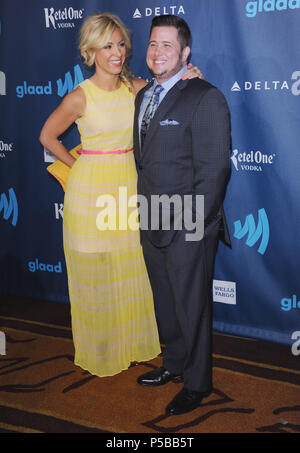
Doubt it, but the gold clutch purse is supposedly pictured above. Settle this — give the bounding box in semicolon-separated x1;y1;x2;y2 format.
47;144;81;192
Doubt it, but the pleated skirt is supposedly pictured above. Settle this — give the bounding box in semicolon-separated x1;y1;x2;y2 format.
63;151;161;377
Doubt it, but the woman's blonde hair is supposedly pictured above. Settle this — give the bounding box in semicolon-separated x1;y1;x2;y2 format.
79;12;133;90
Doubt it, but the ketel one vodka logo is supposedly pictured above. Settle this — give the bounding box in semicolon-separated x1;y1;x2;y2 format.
44;7;84;29
230;148;275;172
233;208;269;255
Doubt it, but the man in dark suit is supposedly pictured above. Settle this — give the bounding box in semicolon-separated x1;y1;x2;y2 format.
133;15;231;416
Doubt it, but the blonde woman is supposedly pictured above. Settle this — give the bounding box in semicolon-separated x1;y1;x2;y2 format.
40;12;201;377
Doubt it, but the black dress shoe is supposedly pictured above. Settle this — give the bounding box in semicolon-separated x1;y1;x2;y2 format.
137;367;182;386
165;386;211;415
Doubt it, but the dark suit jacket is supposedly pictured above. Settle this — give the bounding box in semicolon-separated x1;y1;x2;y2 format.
133;77;231;248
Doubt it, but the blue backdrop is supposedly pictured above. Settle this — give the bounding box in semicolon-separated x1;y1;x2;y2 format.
1;0;300;347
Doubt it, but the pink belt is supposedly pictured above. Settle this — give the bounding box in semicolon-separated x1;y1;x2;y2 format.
78;148;133;155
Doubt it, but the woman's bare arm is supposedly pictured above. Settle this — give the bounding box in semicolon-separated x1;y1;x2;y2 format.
40;86;85;167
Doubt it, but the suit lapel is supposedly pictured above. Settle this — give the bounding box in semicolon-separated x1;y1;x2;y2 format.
141;79;188;159
133;81;154;162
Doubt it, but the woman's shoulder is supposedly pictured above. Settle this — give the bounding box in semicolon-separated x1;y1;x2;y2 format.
68;83;86;103
60;83;86;117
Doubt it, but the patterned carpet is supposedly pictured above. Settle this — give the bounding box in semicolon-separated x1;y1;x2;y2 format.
0;296;299;434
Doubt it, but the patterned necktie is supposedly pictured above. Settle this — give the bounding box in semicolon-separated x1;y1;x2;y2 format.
140;84;164;149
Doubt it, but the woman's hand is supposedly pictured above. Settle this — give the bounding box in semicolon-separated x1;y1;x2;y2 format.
181;63;204;80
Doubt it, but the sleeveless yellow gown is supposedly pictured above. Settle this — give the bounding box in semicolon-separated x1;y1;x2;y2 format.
63;79;161;377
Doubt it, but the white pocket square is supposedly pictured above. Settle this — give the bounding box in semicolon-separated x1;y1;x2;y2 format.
160;119;180;126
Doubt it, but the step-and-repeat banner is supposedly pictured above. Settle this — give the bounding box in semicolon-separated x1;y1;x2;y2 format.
1;0;300;348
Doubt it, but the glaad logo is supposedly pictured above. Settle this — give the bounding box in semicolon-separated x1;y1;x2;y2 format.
0;188;18;227
44;7;84;29
16;81;52;98
213;280;237;305
281;295;300;311
231;148;275;172
133;5;185;18
233;208;269;255
231;71;300;95
0;70;6;95
57;64;84;97
245;0;300;18
28;258;62;273
0;331;6;355
16;65;84;98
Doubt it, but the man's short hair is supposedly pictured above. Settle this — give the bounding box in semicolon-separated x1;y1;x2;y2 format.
150;15;191;49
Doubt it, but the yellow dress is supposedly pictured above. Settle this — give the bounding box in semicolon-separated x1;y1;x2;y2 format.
63;79;161;377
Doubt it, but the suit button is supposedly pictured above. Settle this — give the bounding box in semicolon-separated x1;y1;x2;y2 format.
139;164;143;170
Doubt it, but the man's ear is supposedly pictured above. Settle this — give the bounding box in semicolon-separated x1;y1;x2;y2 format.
182;46;191;64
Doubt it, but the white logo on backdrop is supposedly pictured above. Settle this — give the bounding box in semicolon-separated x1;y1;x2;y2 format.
0;71;6;95
0;140;13;159
230;148;275;172
44;7;84;29
133;5;185;18
213;280;236;305
44;148;57;163
0;331;6;356
231;71;300;95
